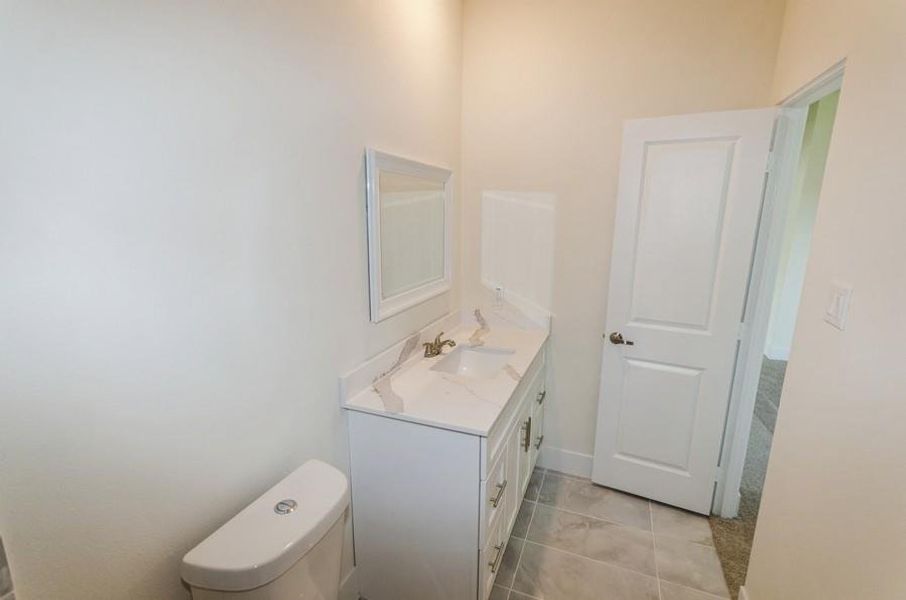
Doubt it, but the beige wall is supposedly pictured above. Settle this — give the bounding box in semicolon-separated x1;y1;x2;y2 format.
461;0;787;466
4;2;902;598
746;1;906;598
0;2;461;599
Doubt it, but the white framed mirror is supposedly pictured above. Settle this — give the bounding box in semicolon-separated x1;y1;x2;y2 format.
365;149;453;322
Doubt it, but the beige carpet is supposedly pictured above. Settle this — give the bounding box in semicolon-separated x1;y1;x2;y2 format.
709;357;786;599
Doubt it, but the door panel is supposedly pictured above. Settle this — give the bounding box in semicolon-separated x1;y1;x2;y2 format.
616;359;703;472
631;138;736;330
592;108;776;514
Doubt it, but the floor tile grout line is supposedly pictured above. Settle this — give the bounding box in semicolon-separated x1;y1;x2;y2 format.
545;469;659;507
522;470;728;599
494;579;543;600
654;531;718;549
523;502;663;579
504;585;542;600
650;500;664;600
649;510;729;596
543;468;590;481
513;469;726;599
533;498;653;533
652;527;731;598
537;472;654;532
520;538;661;583
663;581;732;600
509;468;545;596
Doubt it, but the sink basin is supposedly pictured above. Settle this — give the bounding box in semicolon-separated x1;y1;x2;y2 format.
430;346;515;379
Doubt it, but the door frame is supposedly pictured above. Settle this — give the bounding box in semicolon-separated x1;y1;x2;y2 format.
712;60;846;517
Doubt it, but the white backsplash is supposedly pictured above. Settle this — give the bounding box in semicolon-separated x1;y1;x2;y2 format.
481;191;556;317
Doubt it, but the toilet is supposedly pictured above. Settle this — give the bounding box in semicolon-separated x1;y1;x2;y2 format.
181;460;349;600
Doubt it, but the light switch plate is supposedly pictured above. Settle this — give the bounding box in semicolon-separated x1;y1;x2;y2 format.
824;280;853;330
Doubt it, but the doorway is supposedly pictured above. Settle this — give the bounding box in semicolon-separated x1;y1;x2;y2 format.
588;61;844;600
590;107;781;514
709;84;841;598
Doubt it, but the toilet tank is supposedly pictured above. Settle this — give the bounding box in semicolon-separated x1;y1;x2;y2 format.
181;460;349;600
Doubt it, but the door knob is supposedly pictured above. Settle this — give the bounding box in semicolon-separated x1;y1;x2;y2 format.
608;332;634;346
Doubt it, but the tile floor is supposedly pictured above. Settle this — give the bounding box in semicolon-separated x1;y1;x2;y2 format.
491;468;730;600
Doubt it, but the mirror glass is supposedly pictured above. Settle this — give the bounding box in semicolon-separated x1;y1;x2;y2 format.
379;171;445;298
366;149;452;322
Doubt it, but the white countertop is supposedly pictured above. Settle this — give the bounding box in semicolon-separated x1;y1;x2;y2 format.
341;307;548;436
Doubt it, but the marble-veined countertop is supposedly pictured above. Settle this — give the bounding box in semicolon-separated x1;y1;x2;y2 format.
340;307;548;436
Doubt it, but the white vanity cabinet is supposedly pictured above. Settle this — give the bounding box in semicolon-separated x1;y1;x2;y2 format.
347;350;546;600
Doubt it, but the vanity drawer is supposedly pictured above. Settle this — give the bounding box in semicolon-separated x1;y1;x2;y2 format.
480;510;506;600
484;444;509;531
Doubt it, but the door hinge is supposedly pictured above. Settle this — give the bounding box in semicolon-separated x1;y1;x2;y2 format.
714;466;723;483
765;149;776;174
737;322;747;340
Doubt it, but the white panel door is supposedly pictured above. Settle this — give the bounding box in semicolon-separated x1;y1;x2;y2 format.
592;108;776;514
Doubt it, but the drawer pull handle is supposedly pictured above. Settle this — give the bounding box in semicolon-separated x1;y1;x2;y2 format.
490;479;508;508
534;435;544;450
536;390;546;405
522;417;532;452
489;543;504;573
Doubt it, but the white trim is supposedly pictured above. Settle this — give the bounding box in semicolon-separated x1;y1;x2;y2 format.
339;567;359;600
712;107;807;517
779;59;846;108
365;148;453;323
713;64;844;517
738;584;751;600
764;343;790;361
538;446;593;478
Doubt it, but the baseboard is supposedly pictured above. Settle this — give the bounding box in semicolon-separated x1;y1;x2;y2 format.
738;585;750;600
340;566;359;600
718;488;741;519
764;343;790;361
538;446;593;478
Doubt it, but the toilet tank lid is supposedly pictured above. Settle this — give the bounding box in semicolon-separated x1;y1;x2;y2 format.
181;459;349;592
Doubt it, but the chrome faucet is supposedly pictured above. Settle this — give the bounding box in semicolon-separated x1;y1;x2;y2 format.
423;332;456;357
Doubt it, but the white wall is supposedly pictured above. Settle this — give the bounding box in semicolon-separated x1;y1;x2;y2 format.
764;90;838;360
461;0;787;470
0;2;462;599
745;1;906;598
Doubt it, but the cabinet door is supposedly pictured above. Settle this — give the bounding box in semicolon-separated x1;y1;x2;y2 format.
530;402;545;469
503;418;522;533
517;400;533;495
530;386;546;468
480;507;506;600
484;445;509;533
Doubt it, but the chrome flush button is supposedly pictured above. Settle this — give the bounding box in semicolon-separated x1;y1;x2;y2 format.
274;499;298;515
